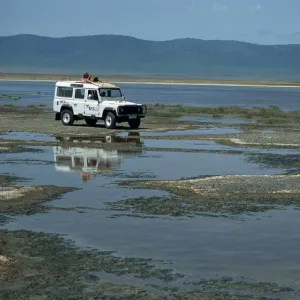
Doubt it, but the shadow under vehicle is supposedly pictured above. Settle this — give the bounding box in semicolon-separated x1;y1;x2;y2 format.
55;132;143;146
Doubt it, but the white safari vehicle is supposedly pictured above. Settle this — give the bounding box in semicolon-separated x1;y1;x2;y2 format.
53;81;147;129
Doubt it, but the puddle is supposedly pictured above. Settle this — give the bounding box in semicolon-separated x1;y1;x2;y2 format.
0;131;55;142
53;145;145;179
0;143;290;187
138;127;241;137
144;139;300;155
6;200;300;296
179;115;256;124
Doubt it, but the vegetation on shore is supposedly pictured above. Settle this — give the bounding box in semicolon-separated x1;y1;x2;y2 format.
147;103;300;125
1;73;300;86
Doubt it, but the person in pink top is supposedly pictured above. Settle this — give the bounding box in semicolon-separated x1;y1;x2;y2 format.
81;72;92;83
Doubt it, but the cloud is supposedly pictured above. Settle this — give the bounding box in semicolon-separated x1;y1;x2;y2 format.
255;30;300;44
212;2;228;11
250;3;262;11
276;32;300;42
257;30;273;37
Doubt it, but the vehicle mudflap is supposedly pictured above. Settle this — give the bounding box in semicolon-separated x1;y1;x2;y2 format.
55;112;61;120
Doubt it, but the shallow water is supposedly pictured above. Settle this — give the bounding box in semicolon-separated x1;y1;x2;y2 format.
0;131;56;142
0;144;288;186
144;139;300;155
1;138;300;296
1;80;300;111
8;207;300;291
138;127;241;136
179;115;256;124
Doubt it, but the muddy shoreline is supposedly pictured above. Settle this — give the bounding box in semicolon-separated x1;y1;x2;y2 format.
2;73;300;87
1;105;300;148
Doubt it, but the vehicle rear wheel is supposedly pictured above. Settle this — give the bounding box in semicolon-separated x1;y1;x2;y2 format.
104;112;116;129
61;109;74;126
85;119;97;126
128;118;141;129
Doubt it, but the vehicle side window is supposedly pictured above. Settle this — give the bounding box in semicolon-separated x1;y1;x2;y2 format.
75;89;85;99
87;90;99;101
57;87;73;98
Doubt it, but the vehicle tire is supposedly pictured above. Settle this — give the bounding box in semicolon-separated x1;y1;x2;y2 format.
104;112;116;129
85;119;97;126
61;109;74;126
128;118;141;129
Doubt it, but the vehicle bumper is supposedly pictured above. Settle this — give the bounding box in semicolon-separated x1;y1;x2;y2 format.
116;114;145;122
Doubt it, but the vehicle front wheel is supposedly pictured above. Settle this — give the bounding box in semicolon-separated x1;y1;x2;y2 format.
61;110;74;126
85;119;97;126
104;112;116;129
128;118;141;129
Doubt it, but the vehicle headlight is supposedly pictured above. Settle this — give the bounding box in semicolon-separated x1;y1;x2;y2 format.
142;105;147;114
119;107;124;113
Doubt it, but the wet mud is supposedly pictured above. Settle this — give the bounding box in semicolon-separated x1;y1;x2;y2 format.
120;174;300;218
0;174;77;217
0;229;297;300
0;230;180;300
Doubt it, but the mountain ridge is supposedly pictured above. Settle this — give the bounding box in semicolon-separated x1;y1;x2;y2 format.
0;34;300;81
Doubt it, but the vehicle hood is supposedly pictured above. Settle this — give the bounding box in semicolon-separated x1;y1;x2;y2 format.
101;100;141;106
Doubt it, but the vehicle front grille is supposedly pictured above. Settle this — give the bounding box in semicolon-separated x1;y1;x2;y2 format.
119;105;139;114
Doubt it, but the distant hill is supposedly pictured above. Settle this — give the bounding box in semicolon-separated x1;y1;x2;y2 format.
0;34;300;81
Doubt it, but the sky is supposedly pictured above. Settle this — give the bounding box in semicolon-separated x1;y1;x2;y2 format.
1;0;300;45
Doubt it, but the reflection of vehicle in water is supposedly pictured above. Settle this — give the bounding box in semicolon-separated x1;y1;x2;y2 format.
53;133;144;182
53;147;122;181
55;132;142;145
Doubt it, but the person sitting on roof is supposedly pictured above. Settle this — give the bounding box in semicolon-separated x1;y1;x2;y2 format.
81;72;92;83
93;77;100;82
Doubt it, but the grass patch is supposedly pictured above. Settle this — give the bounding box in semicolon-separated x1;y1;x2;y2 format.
147;104;300;125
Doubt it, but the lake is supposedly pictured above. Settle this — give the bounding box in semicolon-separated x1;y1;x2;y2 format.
1;80;300;111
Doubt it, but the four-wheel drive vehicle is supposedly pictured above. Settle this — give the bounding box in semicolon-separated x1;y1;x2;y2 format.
53;81;147;129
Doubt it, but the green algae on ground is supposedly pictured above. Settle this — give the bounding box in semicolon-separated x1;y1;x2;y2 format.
151;276;297;299
147;104;300;126
185;277;294;293
106;195;276;219
116;174;300;218
0;174;78;217
128;174;300;201
1;230;297;300
0;143;45;154
0;229;183;300
246;153;300;171
169;291;274;299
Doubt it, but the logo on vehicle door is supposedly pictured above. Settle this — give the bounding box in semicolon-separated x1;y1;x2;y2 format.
88;106;99;111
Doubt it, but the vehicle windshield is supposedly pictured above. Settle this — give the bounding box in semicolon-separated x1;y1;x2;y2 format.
99;88;122;98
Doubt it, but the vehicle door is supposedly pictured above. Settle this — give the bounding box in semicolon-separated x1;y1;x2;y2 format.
98;88;111;117
84;89;100;116
73;88;86;114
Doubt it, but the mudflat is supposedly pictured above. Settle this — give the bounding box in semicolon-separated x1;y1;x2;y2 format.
1;102;300;299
